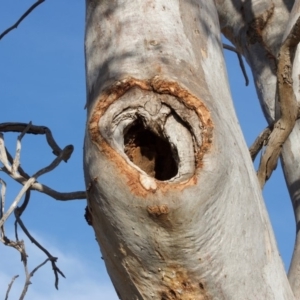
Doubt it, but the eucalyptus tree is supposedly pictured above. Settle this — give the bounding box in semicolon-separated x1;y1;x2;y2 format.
1;0;300;299
83;0;300;299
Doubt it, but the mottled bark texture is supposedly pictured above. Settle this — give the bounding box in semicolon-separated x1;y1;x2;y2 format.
216;0;300;297
84;1;294;299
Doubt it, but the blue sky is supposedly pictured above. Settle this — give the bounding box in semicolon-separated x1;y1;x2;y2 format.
0;1;295;299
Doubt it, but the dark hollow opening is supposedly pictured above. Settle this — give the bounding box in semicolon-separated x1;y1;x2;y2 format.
124;119;178;181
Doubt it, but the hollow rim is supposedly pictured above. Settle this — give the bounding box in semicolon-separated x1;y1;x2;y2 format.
89;76;213;194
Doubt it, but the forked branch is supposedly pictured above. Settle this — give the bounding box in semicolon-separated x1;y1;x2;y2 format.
5;275;19;300
0;122;85;298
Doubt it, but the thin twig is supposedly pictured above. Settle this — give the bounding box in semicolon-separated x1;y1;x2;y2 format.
15;210;65;290
19;258;49;300
0;179;6;218
0;133;12;172
14;190;31;242
12;122;32;174
0;0;45;41
5;146;30;178
5;275;19;300
223;43;249;86
0;178;7;239
18;190;31;217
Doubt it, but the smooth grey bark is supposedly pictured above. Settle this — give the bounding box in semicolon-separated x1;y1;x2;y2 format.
215;0;300;297
84;1;294;299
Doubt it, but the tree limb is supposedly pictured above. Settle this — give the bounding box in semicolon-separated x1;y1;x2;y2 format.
0;0;45;41
257;17;300;188
249;107;300;161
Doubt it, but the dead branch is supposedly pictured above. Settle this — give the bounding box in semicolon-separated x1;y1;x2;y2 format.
5;275;19;300
249;126;273;161
12;122;32;174
257;17;300;188
0;144;75;228
249;108;300;161
2;155;86;200
19;258;50;300
0;124;86;200
0;0;45;41
15;207;65;290
223;43;249;86
0;178;6;238
0;122;65;159
0;123;84;296
4;147;85;200
14;191;31;242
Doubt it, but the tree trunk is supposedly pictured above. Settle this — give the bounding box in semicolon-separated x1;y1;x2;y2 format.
216;0;300;297
84;1;294;299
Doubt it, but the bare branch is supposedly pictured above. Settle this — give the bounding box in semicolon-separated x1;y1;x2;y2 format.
4;147;85;200
0;0;45;41
14;190;31;242
4;275;19;300
0;122;82;296
0;145;74;227
0;177;36;228
5;172;86;200
0;179;6;218
0;122;65;159
0;178;6;239
0;133;12;172
18;190;31;217
249;126;273;161
19;258;51;299
2;142;86;201
12;122;32;174
249;108;300;161
15;210;65;290
257;17;300;188
223;43;249;86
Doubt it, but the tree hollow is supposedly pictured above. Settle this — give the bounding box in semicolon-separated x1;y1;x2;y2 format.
124;119;178;181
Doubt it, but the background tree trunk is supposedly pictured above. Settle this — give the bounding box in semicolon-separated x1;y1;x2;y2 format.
84;1;294;298
216;0;300;297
